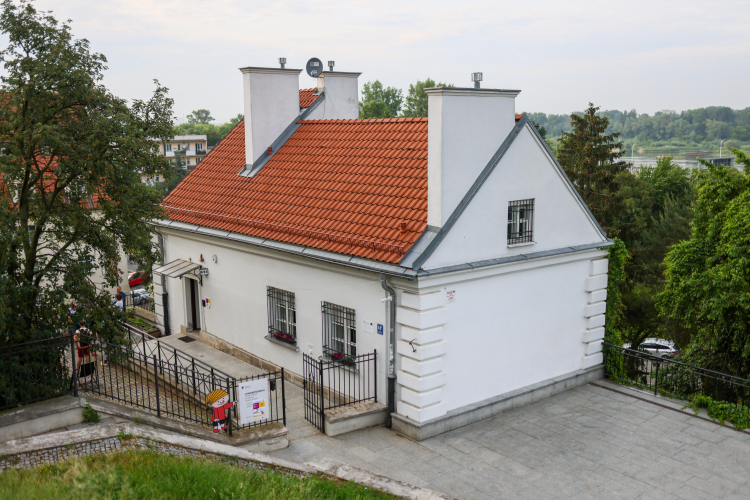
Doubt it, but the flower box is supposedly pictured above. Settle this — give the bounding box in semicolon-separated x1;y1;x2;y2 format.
270;330;297;346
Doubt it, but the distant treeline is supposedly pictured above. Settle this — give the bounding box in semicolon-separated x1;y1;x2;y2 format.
527;106;750;150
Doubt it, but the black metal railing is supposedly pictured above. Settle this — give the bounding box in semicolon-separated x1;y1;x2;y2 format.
0;330;286;437
232;370;286;432
0;335;74;411
302;350;377;432
603;343;750;407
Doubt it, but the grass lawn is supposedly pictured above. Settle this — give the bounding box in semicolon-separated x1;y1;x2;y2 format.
0;449;398;500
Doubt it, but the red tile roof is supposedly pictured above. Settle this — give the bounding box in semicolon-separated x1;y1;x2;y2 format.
515;113;523;122
299;88;321;108
163;117;428;263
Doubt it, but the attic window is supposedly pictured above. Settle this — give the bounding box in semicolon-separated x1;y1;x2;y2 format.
507;199;534;245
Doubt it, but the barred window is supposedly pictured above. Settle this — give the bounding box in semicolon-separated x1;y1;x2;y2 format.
507;199;534;244
267;287;296;344
322;302;356;359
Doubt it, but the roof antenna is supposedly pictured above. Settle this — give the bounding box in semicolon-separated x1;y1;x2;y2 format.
471;72;482;89
279;57;287;69
328;60;335;72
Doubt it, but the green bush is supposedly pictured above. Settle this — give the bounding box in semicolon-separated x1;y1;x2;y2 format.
684;395;750;430
82;404;100;424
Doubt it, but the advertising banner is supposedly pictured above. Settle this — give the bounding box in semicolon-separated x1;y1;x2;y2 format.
238;378;268;425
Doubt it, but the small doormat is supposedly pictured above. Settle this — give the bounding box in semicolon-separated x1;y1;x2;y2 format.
178;336;197;343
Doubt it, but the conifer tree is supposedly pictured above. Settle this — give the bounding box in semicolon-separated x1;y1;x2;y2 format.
557;104;630;237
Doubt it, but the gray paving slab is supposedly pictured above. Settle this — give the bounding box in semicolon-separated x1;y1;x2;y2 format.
266;380;750;499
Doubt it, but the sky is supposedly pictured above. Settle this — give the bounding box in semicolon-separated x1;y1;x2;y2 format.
7;0;750;123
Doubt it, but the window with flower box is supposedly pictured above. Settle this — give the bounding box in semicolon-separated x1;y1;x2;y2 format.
266;287;297;347
322;302;356;363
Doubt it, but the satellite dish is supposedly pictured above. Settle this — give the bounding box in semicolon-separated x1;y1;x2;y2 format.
306;58;324;78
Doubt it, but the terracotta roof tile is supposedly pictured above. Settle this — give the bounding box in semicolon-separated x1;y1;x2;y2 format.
163;117;429;264
299;88;321;109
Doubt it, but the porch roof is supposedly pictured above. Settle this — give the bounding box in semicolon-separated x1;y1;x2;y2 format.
153;259;202;279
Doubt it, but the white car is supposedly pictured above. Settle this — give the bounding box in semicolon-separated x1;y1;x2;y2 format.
624;338;679;359
130;289;151;306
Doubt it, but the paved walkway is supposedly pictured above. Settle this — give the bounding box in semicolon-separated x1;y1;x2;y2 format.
155;336;750;499
268;381;750;500
157;334;320;441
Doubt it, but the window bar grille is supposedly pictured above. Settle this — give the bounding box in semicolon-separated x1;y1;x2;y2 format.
321;302;357;358
267;287;297;344
507;199;535;244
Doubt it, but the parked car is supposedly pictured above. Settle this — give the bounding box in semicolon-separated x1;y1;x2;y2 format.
128;271;148;287
623;338;680;358
130;288;151;306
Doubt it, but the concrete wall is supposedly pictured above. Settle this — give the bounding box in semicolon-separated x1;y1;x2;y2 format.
158;229;391;403
395;248;608;423
241;67;302;165
424;124;606;269
426;88;519;228
304;71;360;121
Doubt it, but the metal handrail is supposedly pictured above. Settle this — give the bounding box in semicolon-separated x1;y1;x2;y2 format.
604;342;750;385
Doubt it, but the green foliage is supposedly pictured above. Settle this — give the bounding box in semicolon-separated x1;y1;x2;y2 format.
527;106;750;150
684;395;750;430
173;113;242;147
186;109;214;124
557;103;630;237
401;78;453;117
117;431;133;440
359;80;403;119
603;238;627;376
82;404;100;423
0;449;399;499
0;1;173;346
658;148;750;378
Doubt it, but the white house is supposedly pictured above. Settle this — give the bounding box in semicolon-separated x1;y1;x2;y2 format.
152;61;612;440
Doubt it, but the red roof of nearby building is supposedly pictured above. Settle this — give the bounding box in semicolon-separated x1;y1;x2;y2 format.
299;88;321;108
163;117;429;263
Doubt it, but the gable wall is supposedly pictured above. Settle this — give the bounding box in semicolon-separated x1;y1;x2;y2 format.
424;125;606;269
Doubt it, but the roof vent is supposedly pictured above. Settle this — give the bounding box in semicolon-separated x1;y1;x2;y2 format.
471;72;482;89
279;57;287;69
328;60;335;72
268;146;273;155
399;221;407;233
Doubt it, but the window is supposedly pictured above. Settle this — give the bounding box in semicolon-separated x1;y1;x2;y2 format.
322;302;356;358
196;143;203;152
196;158;202;165
155;175;160;182
166;144;172;152
267;287;296;345
507;199;534;244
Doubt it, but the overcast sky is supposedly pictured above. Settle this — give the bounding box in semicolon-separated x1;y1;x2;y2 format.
11;0;750;123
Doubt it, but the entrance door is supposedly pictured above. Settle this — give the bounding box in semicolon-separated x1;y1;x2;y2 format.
186;278;200;331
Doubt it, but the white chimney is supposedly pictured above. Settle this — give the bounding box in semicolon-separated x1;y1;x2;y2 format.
307;71;361;120
425;87;521;228
240;66;301;167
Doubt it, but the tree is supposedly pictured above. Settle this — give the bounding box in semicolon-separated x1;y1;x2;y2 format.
186;109;214;124
401;78;453;117
658;149;750;378
173;113;243;147
557;103;630;237
358;80;403;119
0;1;173;345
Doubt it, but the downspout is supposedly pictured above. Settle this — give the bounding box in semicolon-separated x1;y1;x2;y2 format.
380;274;396;428
155;227;170;336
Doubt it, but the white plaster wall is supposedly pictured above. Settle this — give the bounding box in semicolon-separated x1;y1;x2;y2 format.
411;252;603;412
241;68;302;165
424;124;606;269
304;72;360;121
160;230;390;403
427;89;518;228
